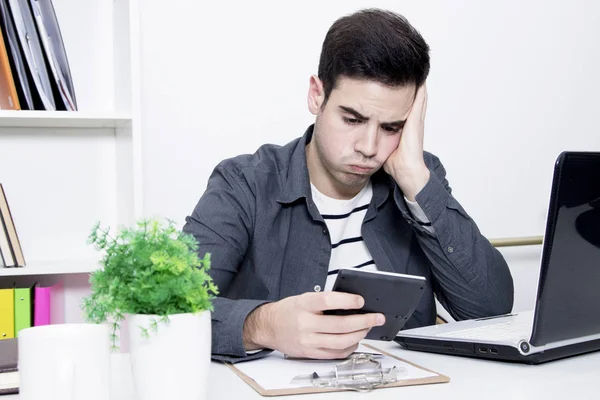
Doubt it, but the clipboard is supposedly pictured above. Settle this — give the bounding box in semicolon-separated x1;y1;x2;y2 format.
224;344;450;397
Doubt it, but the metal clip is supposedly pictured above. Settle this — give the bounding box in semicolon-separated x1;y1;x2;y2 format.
290;353;405;392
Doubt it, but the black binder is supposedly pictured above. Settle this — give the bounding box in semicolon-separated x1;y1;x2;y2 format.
29;0;77;111
6;0;55;110
0;0;33;109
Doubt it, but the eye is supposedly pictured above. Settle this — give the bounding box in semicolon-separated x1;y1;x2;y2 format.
383;126;402;133
343;117;363;125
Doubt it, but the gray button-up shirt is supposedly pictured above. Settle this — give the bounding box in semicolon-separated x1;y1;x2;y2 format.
183;125;514;363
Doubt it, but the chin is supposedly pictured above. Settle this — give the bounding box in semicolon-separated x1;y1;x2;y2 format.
340;174;370;188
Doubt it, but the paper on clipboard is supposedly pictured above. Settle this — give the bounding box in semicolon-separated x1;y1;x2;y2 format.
226;343;449;396
7;0;55;110
29;0;77;111
0;0;33;109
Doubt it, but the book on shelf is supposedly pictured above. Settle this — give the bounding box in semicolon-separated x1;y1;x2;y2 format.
0;0;77;111
0;0;31;110
0;282;62;338
31;282;64;326
0;288;15;340
0;27;20;110
29;0;78;110
0;282;65;394
0;184;25;268
14;285;32;336
6;0;55;110
0;338;19;395
0;218;14;267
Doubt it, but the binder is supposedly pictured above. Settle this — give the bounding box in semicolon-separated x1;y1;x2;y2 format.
0;184;25;267
6;0;55;110
0;27;20;110
0;288;15;340
14;286;32;336
0;0;33;109
29;0;77;110
33;282;64;326
33;285;50;326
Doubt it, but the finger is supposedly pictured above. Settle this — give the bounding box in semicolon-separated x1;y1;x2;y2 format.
310;313;385;334
304;343;359;360
315;328;371;351
299;291;364;313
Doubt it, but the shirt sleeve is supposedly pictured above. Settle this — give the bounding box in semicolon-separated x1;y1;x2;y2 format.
404;196;436;235
182;163;273;363
394;153;514;321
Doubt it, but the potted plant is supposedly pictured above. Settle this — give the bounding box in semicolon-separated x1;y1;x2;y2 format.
82;218;218;400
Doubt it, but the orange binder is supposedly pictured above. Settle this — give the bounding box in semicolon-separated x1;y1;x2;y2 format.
0;27;20;110
0;288;15;340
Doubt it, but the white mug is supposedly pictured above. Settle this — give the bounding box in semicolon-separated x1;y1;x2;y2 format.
18;324;111;400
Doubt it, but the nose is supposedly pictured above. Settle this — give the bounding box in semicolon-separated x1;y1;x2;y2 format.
354;125;378;158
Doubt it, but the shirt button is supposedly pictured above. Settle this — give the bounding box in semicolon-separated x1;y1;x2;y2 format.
314;285;321;292
447;246;455;254
322;227;328;235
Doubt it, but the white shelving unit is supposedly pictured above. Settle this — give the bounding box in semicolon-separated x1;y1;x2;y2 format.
0;0;143;324
0;260;101;277
0;111;132;129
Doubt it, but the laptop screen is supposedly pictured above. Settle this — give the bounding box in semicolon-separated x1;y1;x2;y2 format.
531;152;600;346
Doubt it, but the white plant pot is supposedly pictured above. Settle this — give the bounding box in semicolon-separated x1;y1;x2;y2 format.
129;311;211;400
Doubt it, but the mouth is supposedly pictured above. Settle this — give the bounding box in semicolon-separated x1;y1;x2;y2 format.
348;165;376;174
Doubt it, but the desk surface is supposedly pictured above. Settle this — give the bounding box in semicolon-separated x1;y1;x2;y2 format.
6;340;600;399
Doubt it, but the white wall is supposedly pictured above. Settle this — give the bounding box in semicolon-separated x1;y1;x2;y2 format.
136;0;600;313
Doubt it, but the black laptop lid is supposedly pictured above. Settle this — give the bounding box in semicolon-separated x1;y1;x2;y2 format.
531;152;600;347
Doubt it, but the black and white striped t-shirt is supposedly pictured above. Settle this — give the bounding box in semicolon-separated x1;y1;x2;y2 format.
310;181;379;291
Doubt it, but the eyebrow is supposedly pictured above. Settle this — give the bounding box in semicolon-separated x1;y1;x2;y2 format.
338;106;407;129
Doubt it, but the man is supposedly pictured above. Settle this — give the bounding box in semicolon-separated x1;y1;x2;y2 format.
183;8;514;363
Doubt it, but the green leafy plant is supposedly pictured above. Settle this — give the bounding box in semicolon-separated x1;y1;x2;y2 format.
82;218;218;349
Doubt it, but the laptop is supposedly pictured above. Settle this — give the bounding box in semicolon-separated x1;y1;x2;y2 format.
394;151;600;364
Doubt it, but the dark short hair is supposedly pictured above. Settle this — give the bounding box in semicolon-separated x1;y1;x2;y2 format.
318;9;430;103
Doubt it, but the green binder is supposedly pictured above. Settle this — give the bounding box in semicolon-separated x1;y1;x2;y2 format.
14;287;32;336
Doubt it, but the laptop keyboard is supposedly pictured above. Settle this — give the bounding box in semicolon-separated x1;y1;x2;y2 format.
435;319;532;342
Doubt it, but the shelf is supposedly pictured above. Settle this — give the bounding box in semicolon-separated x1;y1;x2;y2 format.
0;111;132;129
0;260;101;276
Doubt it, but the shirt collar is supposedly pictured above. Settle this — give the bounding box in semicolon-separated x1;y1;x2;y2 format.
276;125;314;204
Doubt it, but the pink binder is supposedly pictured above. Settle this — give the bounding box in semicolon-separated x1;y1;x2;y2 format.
33;286;51;326
33;282;65;326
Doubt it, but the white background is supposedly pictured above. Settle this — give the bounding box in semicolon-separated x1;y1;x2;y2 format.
3;1;597;320
134;0;600;314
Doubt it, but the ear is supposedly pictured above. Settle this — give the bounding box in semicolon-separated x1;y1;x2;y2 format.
307;75;325;115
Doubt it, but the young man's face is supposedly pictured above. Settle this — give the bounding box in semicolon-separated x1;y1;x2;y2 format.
306;76;416;199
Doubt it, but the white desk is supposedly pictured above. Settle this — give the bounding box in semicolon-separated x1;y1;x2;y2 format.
7;340;600;399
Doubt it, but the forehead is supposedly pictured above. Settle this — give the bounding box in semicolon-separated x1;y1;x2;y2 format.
328;77;416;116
